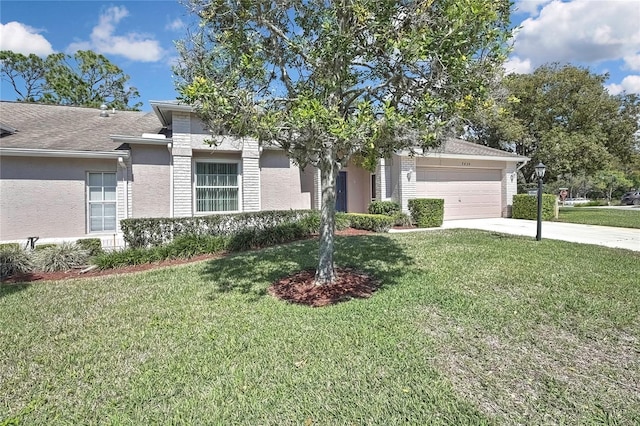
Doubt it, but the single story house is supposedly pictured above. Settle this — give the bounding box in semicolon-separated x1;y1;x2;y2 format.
0;100;528;247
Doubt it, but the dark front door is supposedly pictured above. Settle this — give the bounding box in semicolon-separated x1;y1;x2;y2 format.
336;171;347;212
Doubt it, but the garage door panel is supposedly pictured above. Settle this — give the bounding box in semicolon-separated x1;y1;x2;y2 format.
416;167;502;220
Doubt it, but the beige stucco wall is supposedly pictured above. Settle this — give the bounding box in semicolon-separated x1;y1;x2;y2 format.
0;156;119;240
341;163;371;213
130;145;171;218
260;150;312;210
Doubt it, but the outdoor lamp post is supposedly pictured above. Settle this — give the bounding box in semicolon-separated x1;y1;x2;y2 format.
535;162;546;241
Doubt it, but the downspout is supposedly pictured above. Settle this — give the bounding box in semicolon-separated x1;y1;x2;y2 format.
516;159;529;173
118;157;128;246
168;143;174;217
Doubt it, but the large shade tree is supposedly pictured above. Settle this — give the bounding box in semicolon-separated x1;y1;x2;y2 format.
466;64;640;183
175;0;512;284
0;50;142;110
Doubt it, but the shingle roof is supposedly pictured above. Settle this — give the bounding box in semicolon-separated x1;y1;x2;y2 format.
430;138;525;159
0;101;163;151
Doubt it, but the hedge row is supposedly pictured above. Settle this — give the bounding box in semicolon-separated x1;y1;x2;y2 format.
120;210;319;248
96;217;326;269
512;194;557;220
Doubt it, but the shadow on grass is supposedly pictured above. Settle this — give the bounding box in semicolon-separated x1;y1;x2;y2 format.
199;234;414;300
0;282;30;299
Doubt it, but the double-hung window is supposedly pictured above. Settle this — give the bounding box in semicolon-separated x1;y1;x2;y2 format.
195;162;239;212
88;172;117;232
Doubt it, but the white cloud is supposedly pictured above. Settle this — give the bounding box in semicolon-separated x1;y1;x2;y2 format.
514;0;553;17
66;6;164;62
510;0;640;69
504;56;533;74
0;21;55;56
623;53;640;71
606;75;640;95
166;18;185;32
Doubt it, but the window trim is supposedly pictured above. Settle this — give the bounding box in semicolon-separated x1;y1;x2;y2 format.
86;171;118;234
193;159;243;215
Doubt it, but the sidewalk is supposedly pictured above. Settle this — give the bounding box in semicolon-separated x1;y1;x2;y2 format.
390;218;640;252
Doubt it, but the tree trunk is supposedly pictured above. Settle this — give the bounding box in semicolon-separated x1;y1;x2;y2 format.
315;154;338;285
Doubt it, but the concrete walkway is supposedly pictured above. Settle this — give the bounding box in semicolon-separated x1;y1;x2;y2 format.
390;218;640;252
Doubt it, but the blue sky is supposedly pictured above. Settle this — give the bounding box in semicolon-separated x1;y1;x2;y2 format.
1;0;639;111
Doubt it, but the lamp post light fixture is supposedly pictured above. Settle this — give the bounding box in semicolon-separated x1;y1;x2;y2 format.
535;162;546;241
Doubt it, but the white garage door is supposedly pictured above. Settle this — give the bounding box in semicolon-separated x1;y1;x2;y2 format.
416;168;502;220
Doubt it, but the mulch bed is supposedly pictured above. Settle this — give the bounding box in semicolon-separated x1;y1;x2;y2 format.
1;227;380;307
268;267;379;307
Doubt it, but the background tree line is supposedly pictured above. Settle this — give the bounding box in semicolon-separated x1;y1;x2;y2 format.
0;50;141;110
464;63;640;200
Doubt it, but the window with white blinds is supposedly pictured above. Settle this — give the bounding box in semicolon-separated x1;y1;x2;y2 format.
87;172;117;232
195;162;239;212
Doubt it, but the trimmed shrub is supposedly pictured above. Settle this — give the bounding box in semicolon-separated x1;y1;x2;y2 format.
367;201;401;216
512;194;557;220
408;198;444;228
76;238;103;256
121;209;319;248
335;212;351;230
344;213;393;232
33;242;89;272
227;222;310;252
0;246;33;279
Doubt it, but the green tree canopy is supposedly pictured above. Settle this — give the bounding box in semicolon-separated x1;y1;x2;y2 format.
0;50;142;110
175;0;512;284
466;64;640;183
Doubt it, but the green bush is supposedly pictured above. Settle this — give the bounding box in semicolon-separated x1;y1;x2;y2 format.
227;222;310;252
34;243;58;251
0;243;20;251
298;211;321;234
121;209;319;248
344;213;393;232
76;238;103;256
33;242;89;272
367;201;401;216
391;212;413;227
512;194;557;220
574;200;608;207
165;234;228;258
93;248;155;270
408;199;444;228
0;246;33;279
335;212;351;230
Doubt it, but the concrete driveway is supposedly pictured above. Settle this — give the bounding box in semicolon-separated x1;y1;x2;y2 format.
392;218;640;252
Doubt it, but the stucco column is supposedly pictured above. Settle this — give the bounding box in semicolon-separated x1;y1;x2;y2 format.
242;139;261;212
313;167;322;210
376;158;387;201
171;112;193;217
398;156;416;213
503;162;518;217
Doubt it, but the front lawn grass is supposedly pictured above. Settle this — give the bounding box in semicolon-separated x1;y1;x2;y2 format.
1;230;639;425
556;206;640;228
